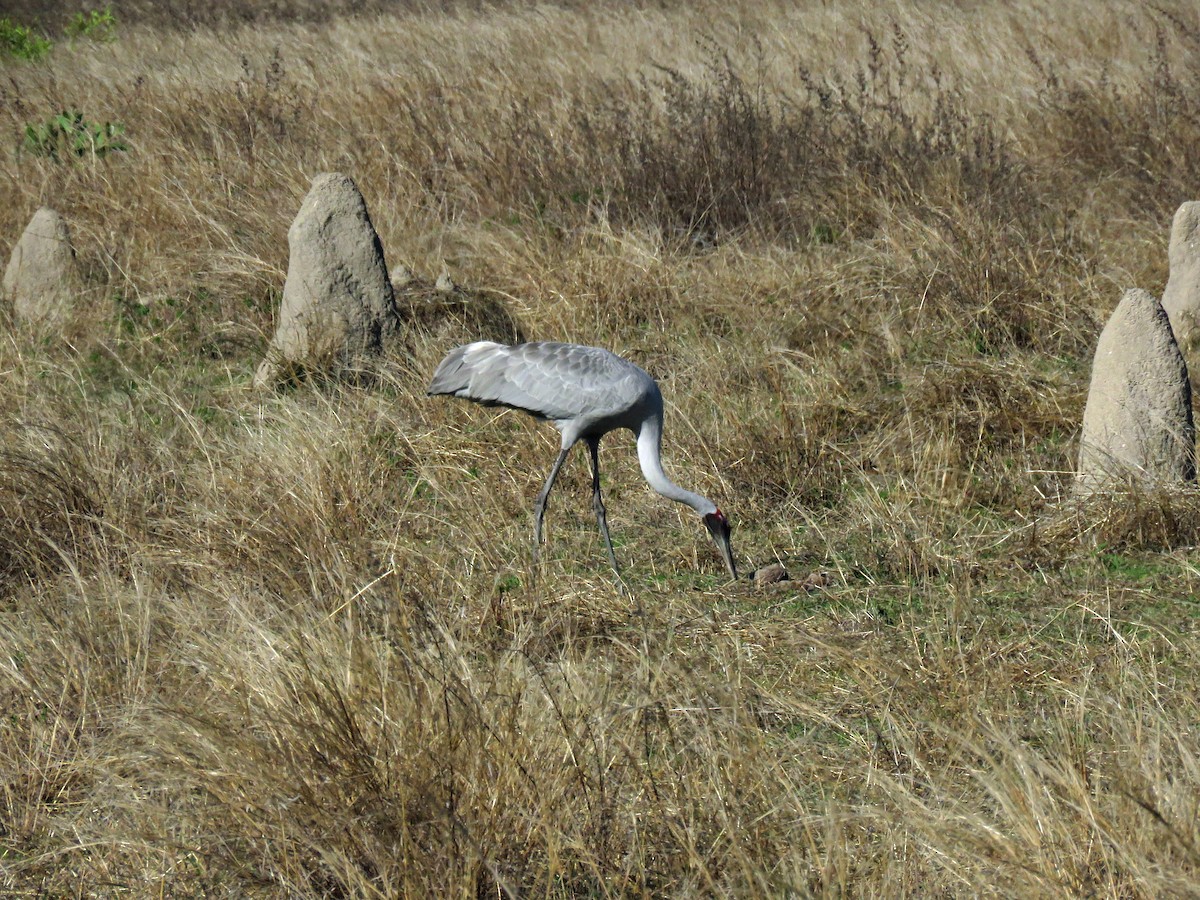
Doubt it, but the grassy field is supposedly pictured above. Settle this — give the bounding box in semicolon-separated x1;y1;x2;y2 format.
4;0;1200;895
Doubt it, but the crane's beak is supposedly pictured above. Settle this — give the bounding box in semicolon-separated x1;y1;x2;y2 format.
705;516;738;582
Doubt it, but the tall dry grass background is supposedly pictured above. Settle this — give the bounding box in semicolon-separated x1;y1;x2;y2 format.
4;0;1200;895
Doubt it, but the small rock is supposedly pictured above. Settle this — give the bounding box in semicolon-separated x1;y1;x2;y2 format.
753;563;789;588
391;264;413;289
800;570;834;591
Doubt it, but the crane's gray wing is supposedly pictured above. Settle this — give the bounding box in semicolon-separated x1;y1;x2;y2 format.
427;341;651;423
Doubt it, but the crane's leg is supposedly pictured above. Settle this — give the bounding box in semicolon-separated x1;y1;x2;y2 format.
585;436;622;577
533;445;572;558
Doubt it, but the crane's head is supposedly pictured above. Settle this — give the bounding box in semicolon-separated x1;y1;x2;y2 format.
702;509;738;581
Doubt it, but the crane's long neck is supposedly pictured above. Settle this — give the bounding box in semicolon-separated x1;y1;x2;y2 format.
635;413;717;516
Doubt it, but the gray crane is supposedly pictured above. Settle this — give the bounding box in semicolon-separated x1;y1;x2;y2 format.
427;340;737;580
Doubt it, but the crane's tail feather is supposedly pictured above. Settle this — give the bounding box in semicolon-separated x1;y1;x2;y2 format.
426;341;509;396
426;341;548;416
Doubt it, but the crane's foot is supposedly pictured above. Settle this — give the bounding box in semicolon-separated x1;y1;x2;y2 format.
619;578;639;609
604;562;635;603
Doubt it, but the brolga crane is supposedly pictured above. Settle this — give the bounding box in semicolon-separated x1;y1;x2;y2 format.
427;341;737;581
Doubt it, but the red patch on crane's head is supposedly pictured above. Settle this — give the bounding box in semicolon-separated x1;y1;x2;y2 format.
703;508;731;534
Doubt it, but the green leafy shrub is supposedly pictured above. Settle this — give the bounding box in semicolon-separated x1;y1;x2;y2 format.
66;6;117;42
23;109;127;160
0;18;52;60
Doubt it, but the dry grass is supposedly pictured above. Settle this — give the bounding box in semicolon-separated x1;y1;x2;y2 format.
4;0;1200;895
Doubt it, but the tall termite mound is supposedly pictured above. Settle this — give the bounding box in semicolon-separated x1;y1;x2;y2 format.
1077;288;1195;492
1162;201;1200;388
3;207;81;329
255;173;402;387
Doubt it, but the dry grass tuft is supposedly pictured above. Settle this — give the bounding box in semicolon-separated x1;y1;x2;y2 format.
0;423;103;591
